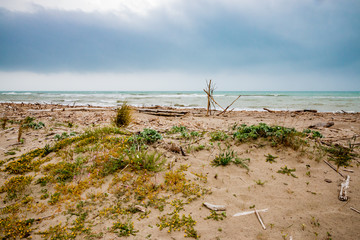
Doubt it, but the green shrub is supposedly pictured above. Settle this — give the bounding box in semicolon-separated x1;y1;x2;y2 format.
44;161;81;183
128;150;166;172
0;176;33;200
212;150;233;166
48;192;61;205
233;123;304;149
113;102;132;127
140;129;162;143
129;128;162;146
99;155;127;177
212;149;249;169
169;125;187;134
210;131;229;141
22;116;45;129
112;220;138;237
327;145;353;170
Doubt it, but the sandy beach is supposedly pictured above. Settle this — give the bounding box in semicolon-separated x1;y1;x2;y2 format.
0;103;359;239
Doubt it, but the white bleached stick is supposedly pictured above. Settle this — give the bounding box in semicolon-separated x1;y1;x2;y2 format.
233;208;268;217
203;202;226;211
255;209;266;230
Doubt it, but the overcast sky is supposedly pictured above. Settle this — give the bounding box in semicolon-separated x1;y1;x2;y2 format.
0;0;359;91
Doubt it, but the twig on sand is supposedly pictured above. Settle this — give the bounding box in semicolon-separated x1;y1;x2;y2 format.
323;160;345;178
350;207;360;214
36;214;56;221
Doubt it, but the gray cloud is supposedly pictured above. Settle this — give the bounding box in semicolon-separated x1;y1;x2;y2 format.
0;0;359;77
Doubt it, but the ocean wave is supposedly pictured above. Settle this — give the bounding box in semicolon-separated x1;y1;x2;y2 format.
1;92;33;95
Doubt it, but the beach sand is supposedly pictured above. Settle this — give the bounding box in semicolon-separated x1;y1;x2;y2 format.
0;103;359;239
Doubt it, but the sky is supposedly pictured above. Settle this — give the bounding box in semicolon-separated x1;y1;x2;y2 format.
0;0;359;91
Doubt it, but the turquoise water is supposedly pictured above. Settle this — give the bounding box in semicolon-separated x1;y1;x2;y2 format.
0;91;359;112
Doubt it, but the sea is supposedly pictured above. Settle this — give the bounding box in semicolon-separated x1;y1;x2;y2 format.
0;91;359;113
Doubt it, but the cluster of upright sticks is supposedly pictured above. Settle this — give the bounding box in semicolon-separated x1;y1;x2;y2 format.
203;80;241;116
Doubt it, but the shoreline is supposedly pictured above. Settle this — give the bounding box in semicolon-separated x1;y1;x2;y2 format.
0;102;359;114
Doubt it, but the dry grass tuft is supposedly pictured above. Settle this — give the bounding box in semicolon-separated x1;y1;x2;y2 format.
113;102;132;127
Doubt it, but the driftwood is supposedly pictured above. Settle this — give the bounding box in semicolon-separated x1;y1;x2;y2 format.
203;89;241;116
233;208;268;217
309;122;334;128
180;146;186;156
0;127;15;134
323;160;345;178
255;209;266;230
28;107;112;112
217;95;241;116
350;207;360;214
342;169;354;173
295;109;318;113
203;202;226;211
135;205;146;213
138;109;188;117
263;108;275;113
204;80;217;115
339;175;350;201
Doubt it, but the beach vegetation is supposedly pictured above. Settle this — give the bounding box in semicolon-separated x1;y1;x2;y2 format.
113;102;132;127
127;150;166;172
186;144;205;153
48;192;61;205
112;220;138;237
277;166;298;178
129;128;162;149
326;145;354;170
209;130;229;141
138;128;163;143
1;116;7;129
255;179;266;186
205;210;226;221
168;125;202;140
5;151;16;156
0;175;33;201
43;161;81;183
0;216;34;239
164;166;209;198
303;129;323;139
169;125;187;134
233;123;306;150
157;200;200;239
310;216;320;227
212;150;233;166
211;148;249;170
36;176;53;186
54;132;76;141
265;154;278;163
20;116;45;130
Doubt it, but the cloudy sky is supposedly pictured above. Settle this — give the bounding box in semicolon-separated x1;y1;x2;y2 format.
0;0;359;91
